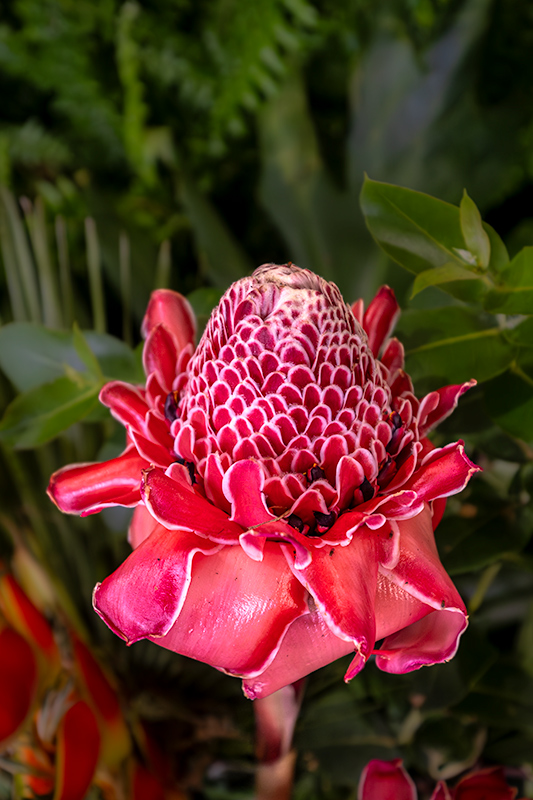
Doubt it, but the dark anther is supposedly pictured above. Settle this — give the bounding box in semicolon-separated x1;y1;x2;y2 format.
359;477;374;503
386;412;404;455
390;411;402;431
313;510;336;534
306;464;325;483
175;457;196;485
164;391;180;423
287;513;305;533
377;456;396;487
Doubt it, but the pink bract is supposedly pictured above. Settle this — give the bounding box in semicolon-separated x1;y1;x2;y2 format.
48;264;479;699
358;760;522;800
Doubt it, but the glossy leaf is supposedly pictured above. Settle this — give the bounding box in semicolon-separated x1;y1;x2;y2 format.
0;323;143;393
485;246;533;314
396;307;515;390
0;375;100;448
411;263;481;299
460;190;490;268
503;317;533;348
439;509;532;575
360;178;502;301
484;356;533;442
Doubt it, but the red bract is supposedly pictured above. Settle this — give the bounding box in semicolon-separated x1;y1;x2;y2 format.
358;760;524;800
48;264;479;699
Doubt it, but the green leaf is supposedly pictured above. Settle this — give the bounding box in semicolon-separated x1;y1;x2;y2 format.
360;178;505;301
0;375;100;448
484;356;533;442
84;332;144;383
0;323;143;393
503;317;533;348
484;246;533;314
396;306;516;390
361;177;465;274
440;512;532;575
0;323;82;392
72;323;103;381
411;262;480;298
460;189;491;268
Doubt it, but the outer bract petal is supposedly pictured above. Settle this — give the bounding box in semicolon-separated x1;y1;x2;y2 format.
242;611;353;699
141;288;196;352
47;447;148;515
358;759;417;800
453;767;518;800
375;505;467;672
430;782;452;800
362;286;400;356
402;443;480;503
93;523;222;643
148;542;308;677
286;526;396;680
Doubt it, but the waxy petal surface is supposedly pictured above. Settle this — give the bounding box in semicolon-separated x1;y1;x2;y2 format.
141;288;196;352
147;542;308;677
48;448;148;515
142;467;242;543
358;759;417;800
93;523;222;643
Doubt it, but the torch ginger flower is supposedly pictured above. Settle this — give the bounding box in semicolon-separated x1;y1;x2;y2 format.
48;264;479;699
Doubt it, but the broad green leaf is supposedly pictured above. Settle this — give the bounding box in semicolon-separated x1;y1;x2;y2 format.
484;356;533;442
440;513;532;575
0;323;143;393
411;262;481;298
360;178;504;301
396;306;515;390
0;375;100;448
84;331;144;383
484;246;533;314
460;190;491;268
72;324;103;381
503;317;533;348
361;177;465;274
0;324;82;392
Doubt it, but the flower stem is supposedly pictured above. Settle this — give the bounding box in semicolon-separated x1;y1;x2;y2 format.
253;681;305;800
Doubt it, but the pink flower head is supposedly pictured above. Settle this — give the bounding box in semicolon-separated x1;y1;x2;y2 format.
48;264;479;699
358;760;523;800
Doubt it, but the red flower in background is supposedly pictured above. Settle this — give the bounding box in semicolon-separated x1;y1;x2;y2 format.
358;759;525;799
48;264;479;698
